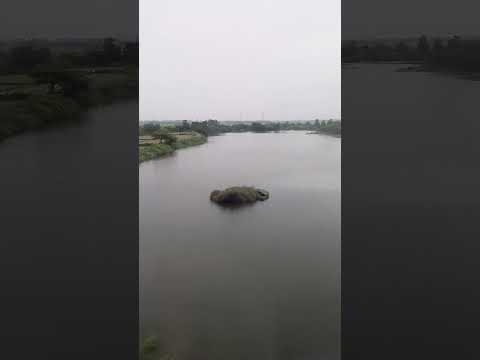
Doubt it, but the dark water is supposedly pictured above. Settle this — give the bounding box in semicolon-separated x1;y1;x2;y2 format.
0;102;138;359
140;131;341;360
343;63;480;205
342;64;480;359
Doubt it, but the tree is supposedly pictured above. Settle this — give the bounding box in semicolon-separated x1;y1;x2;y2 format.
141;123;162;135
10;46;52;70
180;120;190;131
447;35;461;49
103;37;122;64
31;68;89;97
251;122;267;132
342;41;358;60
417;35;430;57
433;39;444;53
190;121;208;136
395;42;410;59
123;41;138;65
152;129;176;146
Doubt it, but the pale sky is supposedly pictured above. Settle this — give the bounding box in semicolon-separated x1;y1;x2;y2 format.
140;0;340;122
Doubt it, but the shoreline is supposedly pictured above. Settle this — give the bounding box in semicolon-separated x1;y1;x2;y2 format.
0;68;138;141
396;64;480;80
139;132;207;163
308;130;341;138
139;130;341;164
344;61;480;81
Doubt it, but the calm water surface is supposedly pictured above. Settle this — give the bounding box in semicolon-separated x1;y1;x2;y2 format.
140;131;341;360
0;101;138;359
343;64;480;358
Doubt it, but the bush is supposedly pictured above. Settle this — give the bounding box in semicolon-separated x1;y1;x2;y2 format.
140;336;158;356
139;143;175;162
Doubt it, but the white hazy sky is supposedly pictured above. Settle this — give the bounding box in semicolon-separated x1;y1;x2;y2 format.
140;0;340;121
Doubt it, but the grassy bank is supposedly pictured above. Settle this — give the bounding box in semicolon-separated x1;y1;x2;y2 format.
76;67;138;107
0;67;138;141
0;94;81;139
140;335;176;360
139;132;207;163
174;132;209;149
139;143;175;162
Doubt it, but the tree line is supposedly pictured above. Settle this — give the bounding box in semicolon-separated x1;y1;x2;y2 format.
140;119;341;137
0;37;138;75
343;35;480;72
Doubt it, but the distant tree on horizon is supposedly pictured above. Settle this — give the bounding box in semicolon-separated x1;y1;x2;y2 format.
417;35;430;58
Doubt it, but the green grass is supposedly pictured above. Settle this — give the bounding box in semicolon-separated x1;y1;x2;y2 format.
0;66;138;140
139;132;207;163
76;70;138;107
139;335;176;360
0;95;80;140
174;132;207;149
0;74;34;85
140;336;158;358
139;143;175;162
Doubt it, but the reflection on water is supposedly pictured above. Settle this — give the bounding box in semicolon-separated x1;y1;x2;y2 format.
140;131;340;360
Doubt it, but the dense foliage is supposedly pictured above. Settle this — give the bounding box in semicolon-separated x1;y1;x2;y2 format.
0;37;139;140
1;38;138;75
139;131;207;162
343;34;480;73
140;119;341;137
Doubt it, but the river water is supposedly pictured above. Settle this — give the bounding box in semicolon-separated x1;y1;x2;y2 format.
0;101;139;359
140;131;341;360
342;64;480;358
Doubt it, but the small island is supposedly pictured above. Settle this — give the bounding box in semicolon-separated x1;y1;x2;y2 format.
210;186;270;205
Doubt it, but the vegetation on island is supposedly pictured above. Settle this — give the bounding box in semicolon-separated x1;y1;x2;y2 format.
343;34;480;75
0;37;138;140
210;186;270;205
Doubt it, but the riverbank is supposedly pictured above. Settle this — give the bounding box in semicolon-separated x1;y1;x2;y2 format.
0;66;138;141
342;35;480;81
139;131;207;162
138;121;340;163
345;60;480;81
311;129;341;137
395;63;480;81
141;119;341;138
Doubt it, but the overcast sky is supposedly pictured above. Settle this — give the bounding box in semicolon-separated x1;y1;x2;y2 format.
342;0;480;40
140;0;340;121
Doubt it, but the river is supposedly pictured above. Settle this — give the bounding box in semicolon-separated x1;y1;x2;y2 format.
140;131;341;360
342;63;480;358
0;101;139;359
